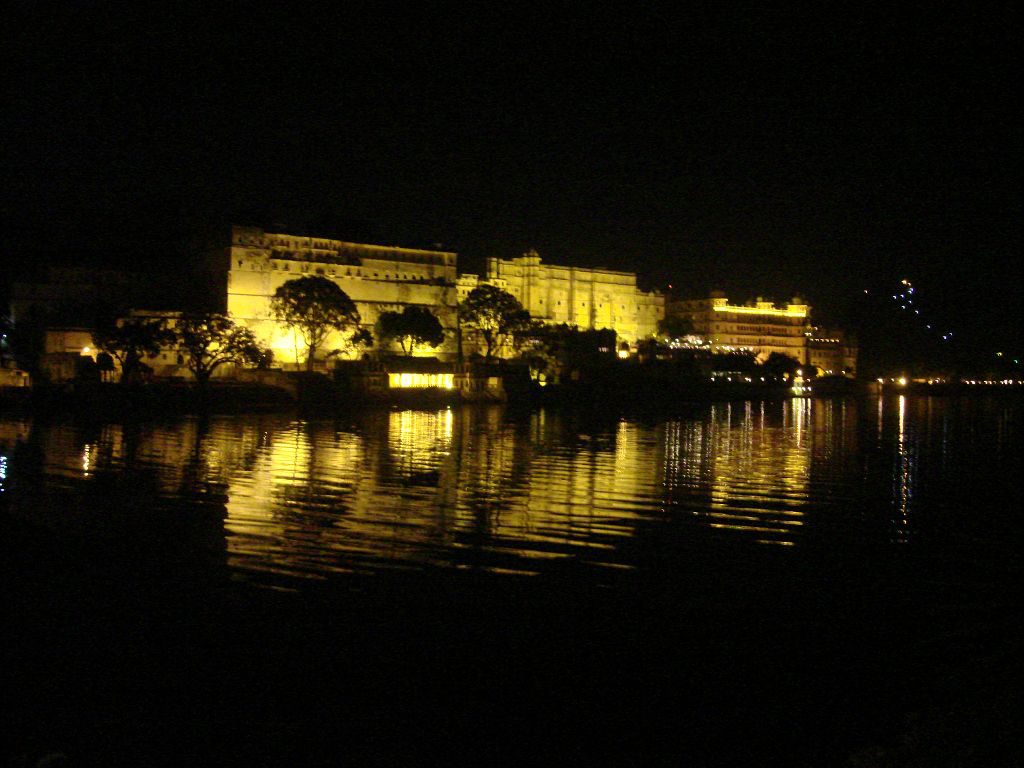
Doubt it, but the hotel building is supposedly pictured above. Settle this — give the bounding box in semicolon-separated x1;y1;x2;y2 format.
806;327;858;377
674;292;857;376
675;292;810;362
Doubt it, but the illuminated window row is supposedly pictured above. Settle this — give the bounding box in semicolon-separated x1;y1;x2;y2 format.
388;373;455;389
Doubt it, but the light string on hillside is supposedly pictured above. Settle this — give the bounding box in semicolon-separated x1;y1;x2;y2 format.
865;279;955;342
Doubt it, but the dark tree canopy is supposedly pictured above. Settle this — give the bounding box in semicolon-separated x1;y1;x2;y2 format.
459;285;531;363
514;323;619;382
270;276;361;371
762;351;802;378
377;306;445;356
92;316;175;382
658;313;694;340
4;309;46;377
711;349;759;374
176;312;266;385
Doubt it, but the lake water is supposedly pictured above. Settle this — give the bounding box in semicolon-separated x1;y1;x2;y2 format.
2;396;1019;584
2;395;1020;765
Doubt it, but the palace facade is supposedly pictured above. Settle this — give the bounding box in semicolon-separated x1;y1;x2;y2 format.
224;225;460;363
459;250;664;343
224;229;665;364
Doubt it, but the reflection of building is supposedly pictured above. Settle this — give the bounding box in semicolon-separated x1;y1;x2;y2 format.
657;401;820;545
459;250;664;344
222;225;459;364
672;292;858;375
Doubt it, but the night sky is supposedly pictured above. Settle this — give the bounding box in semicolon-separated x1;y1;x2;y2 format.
3;4;1020;350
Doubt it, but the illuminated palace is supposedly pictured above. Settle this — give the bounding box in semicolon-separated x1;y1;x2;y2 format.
224;225;460;362
225;227;665;363
458;250;664;343
675;292;857;376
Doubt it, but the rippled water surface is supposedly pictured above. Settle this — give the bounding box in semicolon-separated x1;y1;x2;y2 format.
3;395;1021;766
2;395;1018;587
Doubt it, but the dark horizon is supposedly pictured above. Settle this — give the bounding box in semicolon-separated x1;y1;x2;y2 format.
3;5;1020;351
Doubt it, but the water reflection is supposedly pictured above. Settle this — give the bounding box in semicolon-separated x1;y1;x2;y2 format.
893;395;913;543
1;396;1017;587
697;399;813;545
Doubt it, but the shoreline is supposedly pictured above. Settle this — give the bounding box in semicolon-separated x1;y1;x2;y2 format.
1;376;1020;420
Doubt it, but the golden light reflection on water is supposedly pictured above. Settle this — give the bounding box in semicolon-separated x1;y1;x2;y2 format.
3;394;1007;583
892;395;913;543
702;399;812;545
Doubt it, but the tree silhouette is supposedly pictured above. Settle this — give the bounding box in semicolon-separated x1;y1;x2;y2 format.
459;285;530;363
92;316;175;382
762;351;802;379
657;313;693;340
175;312;266;386
377;306;445;356
270;277;361;371
326;327;374;362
